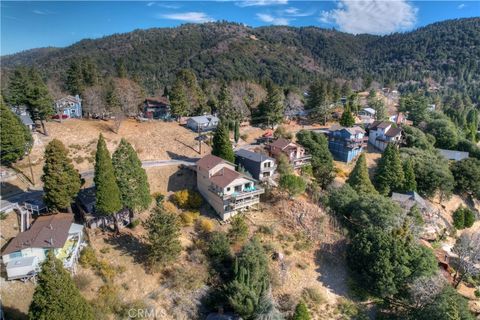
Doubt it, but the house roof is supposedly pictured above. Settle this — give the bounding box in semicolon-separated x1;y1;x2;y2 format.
145;97;170;107
56;95;81;105
19;115;34;126
196;154;226;171
188;115;219;124
329;124;365;135
391;191;428;210
270;138;294;150
385;127;403;137
235;149;274;163
210;167;241;188
437;149;469;161
2;214;75;255
369;121;392;130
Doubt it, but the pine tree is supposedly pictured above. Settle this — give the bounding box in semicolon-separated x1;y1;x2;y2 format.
402;159;417;192
234;120;240;143
94;134;122;217
212;123;235;162
28;251;94;320
112;138;151;212
42;139;81;212
144;205;182;268
374;144;405;195
170;79;188;118
293;301;311;320
307;80;330;125
227;238;270;319
347;153;377;194
0;98;32;165
339;104;355;127
6;66;30;106
116;59;127;78
66;60;85;95
27;68;54;135
217;83;233;118
258;82;284;128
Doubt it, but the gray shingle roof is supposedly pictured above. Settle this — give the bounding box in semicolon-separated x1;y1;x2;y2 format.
235;149;274;163
19;115;34;126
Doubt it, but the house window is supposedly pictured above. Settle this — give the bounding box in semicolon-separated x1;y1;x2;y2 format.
235;185;242;192
9;252;22;259
264;162;271;168
227;187;231;192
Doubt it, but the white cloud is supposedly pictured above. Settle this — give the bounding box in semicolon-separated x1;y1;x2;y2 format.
32;9;55;15
237;0;288;7
457;3;466;9
256;13;290;25
158;12;214;23
146;2;155;7
282;7;314;17
320;0;417;35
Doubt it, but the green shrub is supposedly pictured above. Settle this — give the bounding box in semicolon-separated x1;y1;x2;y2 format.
453;206;476;229
228;215;249;243
129;219;141;229
99;247;110;254
96;260;116;282
0;212;7;220
152;192;165;205
172;190;189;208
257;225;274;235
475;289;480;298
188;192;203;209
79;247;97;268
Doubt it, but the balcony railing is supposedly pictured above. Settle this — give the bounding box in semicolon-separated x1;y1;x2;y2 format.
209;186;265;200
228;196;261;210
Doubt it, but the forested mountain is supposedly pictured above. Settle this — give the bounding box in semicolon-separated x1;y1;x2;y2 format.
1;18;479;101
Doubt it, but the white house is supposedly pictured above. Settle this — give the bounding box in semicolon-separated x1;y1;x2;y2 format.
2;214;84;280
187;115;219;132
368;121;403;151
196;155;264;220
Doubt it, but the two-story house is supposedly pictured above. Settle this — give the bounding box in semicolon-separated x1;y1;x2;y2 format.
2;213;84;280
235;149;276;181
143;97;171;120
55;95;82;119
368;121;403;152
328;125;367;163
196;155;264;220
267;138;310;168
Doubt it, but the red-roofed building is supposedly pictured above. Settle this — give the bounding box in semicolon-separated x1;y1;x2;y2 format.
196;155;264;220
267;138;311;168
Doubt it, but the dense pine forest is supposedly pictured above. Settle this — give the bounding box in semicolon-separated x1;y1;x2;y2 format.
1;18;479;102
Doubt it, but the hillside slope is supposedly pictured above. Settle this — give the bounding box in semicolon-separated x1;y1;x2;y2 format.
1;18;479;99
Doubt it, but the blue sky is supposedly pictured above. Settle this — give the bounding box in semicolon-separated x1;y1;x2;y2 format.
1;1;479;55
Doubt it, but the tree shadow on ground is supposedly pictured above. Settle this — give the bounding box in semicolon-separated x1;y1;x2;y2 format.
104;233;148;266
314;239;350;298
2;306;27;320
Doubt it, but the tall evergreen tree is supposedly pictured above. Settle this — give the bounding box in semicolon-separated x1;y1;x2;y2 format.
112;138;151;212
66;60;85;95
375;144;405;195
257;82;284;128
307;80;331;124
217;83;233;118
227;238;270;319
144;204;182;268
212;123;235;162
339;104;355;127
6;66;30;106
347;153;377;194
169;78;189;118
0;98;32;165
94;134;122;218
28;252;94;320
27;68;54;135
234;120;240;143
402;159;417;192
42;139;82;212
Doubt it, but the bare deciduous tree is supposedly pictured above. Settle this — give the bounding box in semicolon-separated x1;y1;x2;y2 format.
452;230;480;288
83;85;106;117
113;78;144;116
408;273;447;308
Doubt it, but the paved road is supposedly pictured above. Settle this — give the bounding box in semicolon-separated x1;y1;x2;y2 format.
0;159;197;211
80;159;197;179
